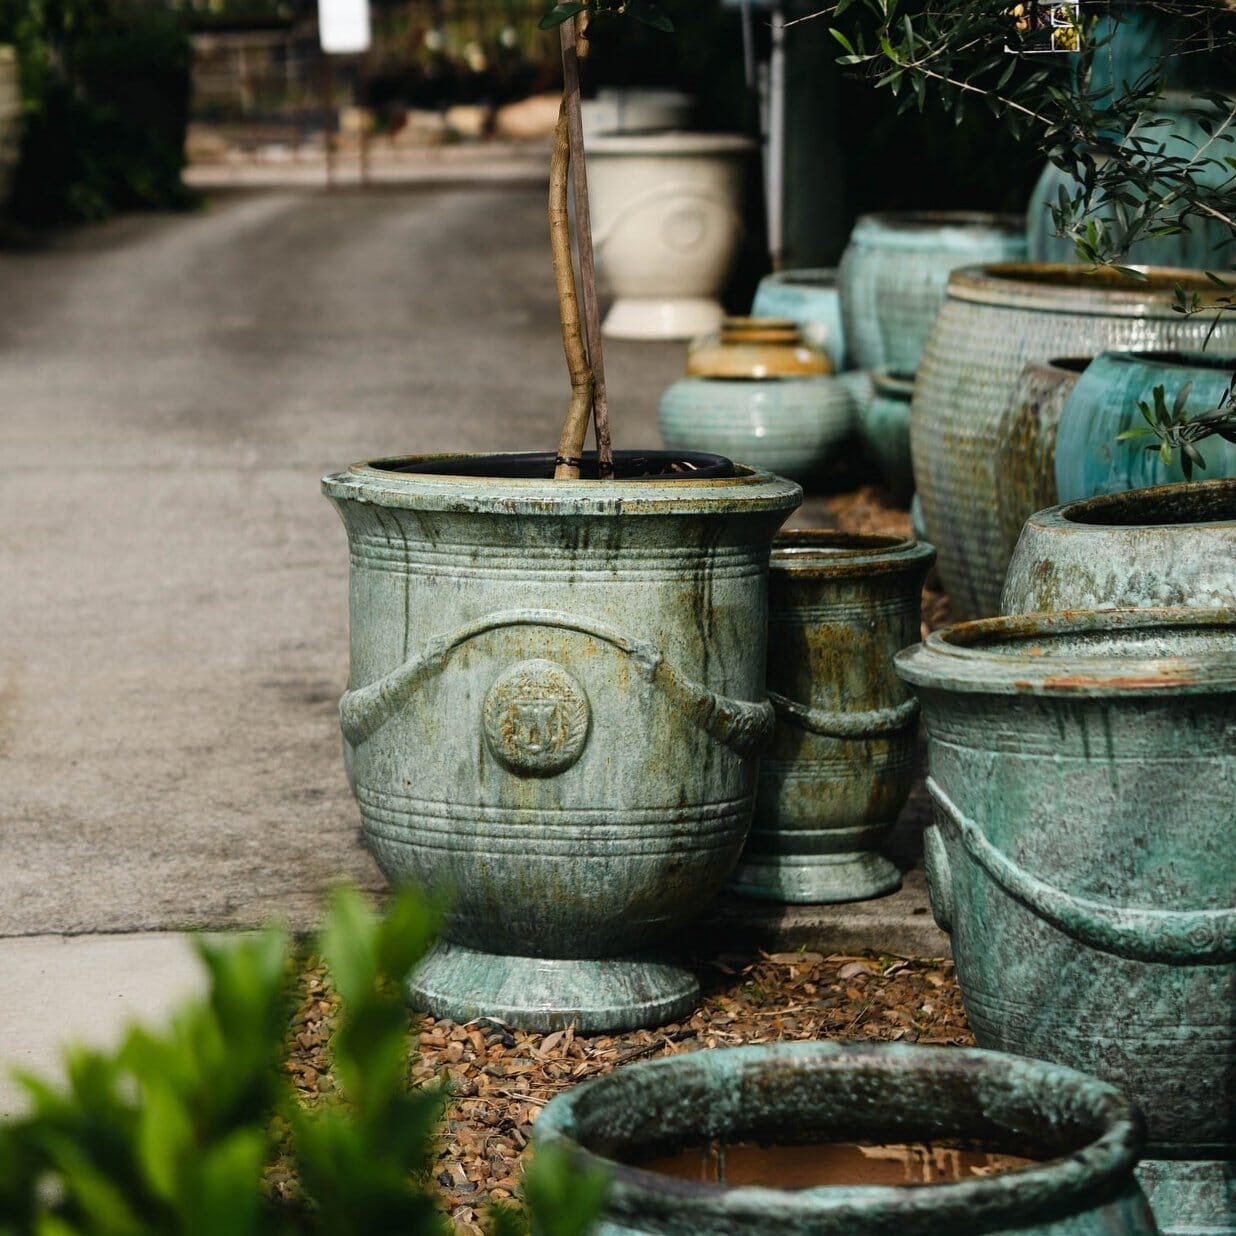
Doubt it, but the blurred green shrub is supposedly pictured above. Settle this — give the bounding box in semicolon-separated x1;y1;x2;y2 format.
0;885;607;1235
0;0;195;225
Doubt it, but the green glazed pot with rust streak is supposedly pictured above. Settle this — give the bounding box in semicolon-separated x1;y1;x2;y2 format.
534;1040;1160;1236
896;608;1236;1236
911;264;1236;620
322;453;801;1034
1003;479;1236;614
730;531;935;904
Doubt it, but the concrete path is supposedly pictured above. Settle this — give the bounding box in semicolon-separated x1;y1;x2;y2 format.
0;185;943;1104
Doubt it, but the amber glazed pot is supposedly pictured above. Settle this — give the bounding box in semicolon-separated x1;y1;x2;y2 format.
911;264;1236;618
730;531;935;904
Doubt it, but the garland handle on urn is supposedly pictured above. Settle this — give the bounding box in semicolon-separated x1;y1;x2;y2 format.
768;692;919;739
339;607;775;758
926;776;1236;965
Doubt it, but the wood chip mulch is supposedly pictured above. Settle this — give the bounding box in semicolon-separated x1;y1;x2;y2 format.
280;949;972;1233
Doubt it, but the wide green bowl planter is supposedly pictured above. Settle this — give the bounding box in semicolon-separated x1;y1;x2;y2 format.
1055;351;1236;504
731;531;935;904
751;268;847;369
911;264;1236;619
838;212;1027;373
1002;479;1236;614
533;1041;1159;1236
322;452;802;1032
895;608;1236;1236
858;368;916;504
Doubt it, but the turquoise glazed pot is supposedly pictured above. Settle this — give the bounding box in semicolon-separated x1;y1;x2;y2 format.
858;368;916;503
658;379;854;483
896;608;1236;1236
731;531;935;904
912;264;1236;619
1002;479;1236;614
322;453;801;1032
1055;351;1236;503
838;212;1027;373
534;1041;1160;1236
751;268;847;369
1028;95;1234;270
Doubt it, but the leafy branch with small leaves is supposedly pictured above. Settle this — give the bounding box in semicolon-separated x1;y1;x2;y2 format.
1115;373;1236;477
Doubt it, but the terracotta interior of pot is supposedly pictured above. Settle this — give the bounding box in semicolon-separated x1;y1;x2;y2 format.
1047;356;1093;374
564;1052;1111;1174
773;530;913;559
866;211;1022;233
1063;482;1236;527
370;450;738;481
940;617;1231;662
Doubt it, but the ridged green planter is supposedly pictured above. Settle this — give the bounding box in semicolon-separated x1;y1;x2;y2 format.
912;264;1236;618
658;377;854;483
534;1041;1159;1236
323;454;801;1032
1002;479;1236;613
751;269;847;369
838;212;1027;373
731;531;934;904
858;369;916;503
1055;351;1236;504
896;608;1236;1236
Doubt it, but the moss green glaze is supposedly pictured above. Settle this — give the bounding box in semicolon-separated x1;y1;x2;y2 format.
731;531;935;904
1003;479;1236;614
895;608;1236;1236
838;212;1027;374
751;269;847;369
658;376;854;483
534;1041;1159;1236
858;368;916;503
322;455;802;1032
1055;351;1236;504
912;264;1236;619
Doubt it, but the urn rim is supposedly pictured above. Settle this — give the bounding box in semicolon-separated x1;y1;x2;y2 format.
771;529;935;578
1028;477;1236;532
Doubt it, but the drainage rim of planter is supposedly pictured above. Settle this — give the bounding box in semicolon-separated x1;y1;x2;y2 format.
534;1041;1147;1234
1047;477;1236;529
770;529;934;579
896;607;1236;697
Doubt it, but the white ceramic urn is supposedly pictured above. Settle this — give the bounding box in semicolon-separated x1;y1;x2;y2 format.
586;131;754;341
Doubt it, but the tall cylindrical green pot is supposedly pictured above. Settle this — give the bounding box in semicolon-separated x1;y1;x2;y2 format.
858;368;916;503
1055;351;1236;503
534;1041;1160;1236
912;264;1236;619
730;531;935;904
838;212;1027;373
322;453;801;1032
1002;478;1236;614
896;608;1236;1236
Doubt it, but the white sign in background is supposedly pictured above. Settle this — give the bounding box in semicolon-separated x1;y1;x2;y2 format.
319;0;371;54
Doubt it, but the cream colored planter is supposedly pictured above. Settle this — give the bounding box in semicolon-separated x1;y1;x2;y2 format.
580;88;693;141
586;131;754;341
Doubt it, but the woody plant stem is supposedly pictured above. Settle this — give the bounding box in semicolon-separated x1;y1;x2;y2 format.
551;12;613;480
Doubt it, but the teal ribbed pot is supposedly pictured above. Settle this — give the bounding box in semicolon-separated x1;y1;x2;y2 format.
858;368;916;503
658;377;854;482
912;264;1236;619
751;268;847;369
1028;95;1234;270
731;531;935;904
1054;351;1236;503
534;1041;1159;1236
838;212;1027;373
322;453;801;1032
896;608;1236;1236
1002;479;1236;613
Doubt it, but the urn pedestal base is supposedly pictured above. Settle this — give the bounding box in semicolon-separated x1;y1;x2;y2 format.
1137;1159;1235;1236
602;296;722;341
407;941;700;1033
730;843;902;904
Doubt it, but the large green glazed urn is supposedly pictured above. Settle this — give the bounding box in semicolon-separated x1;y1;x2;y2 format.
911;264;1236;619
534;1041;1160;1236
1002;479;1236;614
896;608;1236;1236
838;212;1027;374
322;453;802;1032
1055;351;1236;504
731;531;935;904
